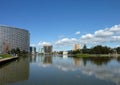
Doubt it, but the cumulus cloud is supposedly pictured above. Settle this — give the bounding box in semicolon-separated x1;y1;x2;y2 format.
111;36;120;42
38;41;51;46
36;24;120;51
81;34;94;39
80;24;120;44
109;24;120;32
75;31;80;35
94;29;113;37
55;38;78;46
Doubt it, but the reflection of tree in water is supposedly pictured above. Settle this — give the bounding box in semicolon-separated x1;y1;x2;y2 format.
82;57;112;66
82;58;87;66
117;57;120;62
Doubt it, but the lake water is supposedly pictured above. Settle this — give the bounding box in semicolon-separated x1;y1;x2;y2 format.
0;55;120;85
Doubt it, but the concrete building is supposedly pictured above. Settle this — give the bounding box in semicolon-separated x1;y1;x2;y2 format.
73;44;80;51
43;45;53;54
0;26;30;53
30;46;36;54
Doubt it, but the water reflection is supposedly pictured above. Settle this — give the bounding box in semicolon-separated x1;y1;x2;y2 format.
37;55;53;67
73;57;82;66
63;55;68;59
0;57;29;85
43;55;52;64
82;57;113;66
37;55;120;85
80;60;120;85
0;54;120;85
30;54;36;63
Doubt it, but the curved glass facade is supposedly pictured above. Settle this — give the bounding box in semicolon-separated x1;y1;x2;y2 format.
0;26;30;53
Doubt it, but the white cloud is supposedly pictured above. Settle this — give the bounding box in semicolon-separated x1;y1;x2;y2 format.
111;36;120;42
55;38;78;46
38;41;51;46
81;34;93;39
75;31;80;35
80;24;120;45
109;24;120;32
94;29;113;37
36;24;120;51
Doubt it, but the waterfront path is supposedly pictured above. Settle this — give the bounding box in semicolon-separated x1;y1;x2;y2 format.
0;56;18;63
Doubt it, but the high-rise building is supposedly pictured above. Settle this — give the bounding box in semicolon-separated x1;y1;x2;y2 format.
43;45;53;54
30;47;36;54
0;25;30;53
73;44;80;51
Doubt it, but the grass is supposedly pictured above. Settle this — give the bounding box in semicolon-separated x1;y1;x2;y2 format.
74;54;90;58
73;53;118;58
0;54;13;59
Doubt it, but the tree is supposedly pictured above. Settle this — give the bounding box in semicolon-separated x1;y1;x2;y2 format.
82;44;88;54
90;45;112;54
15;47;20;54
116;47;120;54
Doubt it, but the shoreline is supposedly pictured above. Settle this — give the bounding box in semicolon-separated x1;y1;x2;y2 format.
72;54;120;58
0;56;18;63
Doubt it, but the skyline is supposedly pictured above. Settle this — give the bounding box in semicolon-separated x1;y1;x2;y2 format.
0;0;120;51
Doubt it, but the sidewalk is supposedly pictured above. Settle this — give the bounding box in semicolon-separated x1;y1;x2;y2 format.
0;56;18;63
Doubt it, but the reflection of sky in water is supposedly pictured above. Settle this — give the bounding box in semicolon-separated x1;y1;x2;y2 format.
3;55;119;85
37;55;120;85
80;63;120;85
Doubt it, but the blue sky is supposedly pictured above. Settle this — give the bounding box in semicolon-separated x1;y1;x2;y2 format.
0;0;120;51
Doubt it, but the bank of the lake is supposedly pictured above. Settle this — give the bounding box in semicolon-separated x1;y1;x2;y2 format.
73;54;120;58
0;54;18;63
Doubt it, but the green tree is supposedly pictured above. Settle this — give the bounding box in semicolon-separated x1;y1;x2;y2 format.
82;44;88;54
116;47;120;54
90;45;112;54
15;47;20;54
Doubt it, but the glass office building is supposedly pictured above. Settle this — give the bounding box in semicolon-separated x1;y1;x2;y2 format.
0;26;30;53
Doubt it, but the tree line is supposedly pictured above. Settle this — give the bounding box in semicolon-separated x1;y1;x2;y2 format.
8;47;28;55
68;45;120;54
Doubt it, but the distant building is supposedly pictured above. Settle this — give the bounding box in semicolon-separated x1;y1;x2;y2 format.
63;51;68;55
30;47;36;54
43;45;53;54
0;25;30;53
73;44;80;51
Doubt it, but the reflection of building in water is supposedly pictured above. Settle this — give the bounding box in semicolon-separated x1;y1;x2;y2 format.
0;57;29;85
63;54;68;59
30;54;36;63
73;58;83;66
43;56;52;64
43;45;53;54
73;44;80;51
37;55;52;66
30;46;36;54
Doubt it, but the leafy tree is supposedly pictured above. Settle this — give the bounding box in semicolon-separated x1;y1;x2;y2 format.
82;44;88;54
15;47;21;54
90;45;112;54
116;47;120;54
